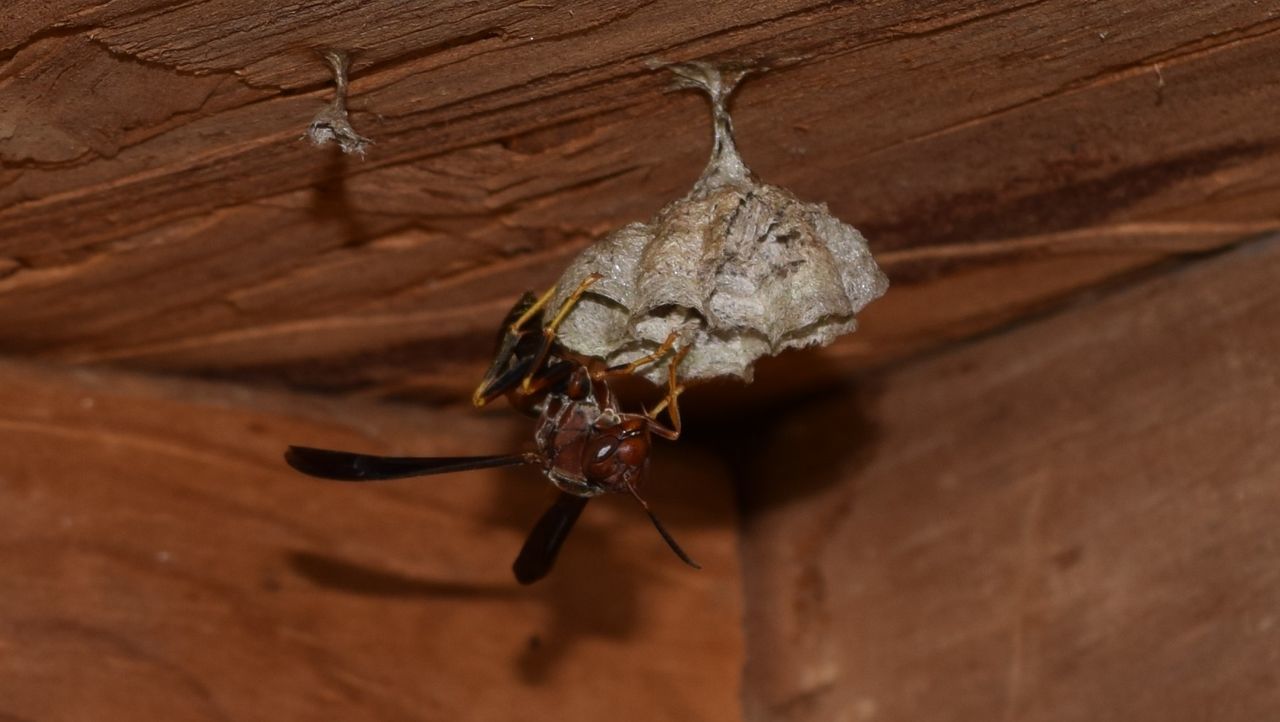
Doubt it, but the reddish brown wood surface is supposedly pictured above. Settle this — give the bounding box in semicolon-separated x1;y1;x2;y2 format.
737;236;1280;721
1;1;1278;403
0;361;743;721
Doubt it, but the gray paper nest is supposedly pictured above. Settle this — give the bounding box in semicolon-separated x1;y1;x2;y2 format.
548;62;888;384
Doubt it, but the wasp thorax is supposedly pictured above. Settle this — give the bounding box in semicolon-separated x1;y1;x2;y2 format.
547;61;888;385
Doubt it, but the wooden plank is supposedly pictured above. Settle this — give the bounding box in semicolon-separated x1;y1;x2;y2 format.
0;361;742;721
737;235;1280;721
1;2;1278;400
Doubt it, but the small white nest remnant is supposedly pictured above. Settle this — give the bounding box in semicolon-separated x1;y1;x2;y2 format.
546;62;888;384
307;50;371;156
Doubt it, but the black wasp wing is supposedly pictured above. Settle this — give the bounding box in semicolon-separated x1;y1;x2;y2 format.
473;292;540;404
512;492;589;585
285;445;532;482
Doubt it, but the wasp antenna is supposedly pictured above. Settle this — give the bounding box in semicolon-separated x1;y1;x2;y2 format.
628;487;701;570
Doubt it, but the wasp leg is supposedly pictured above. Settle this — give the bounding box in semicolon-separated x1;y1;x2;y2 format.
508;285;559;336
603;329;681;379
645;344;690;441
520;273;603;392
646;386;685;441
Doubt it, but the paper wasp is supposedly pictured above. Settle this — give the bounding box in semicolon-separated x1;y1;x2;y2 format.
285;275;698;584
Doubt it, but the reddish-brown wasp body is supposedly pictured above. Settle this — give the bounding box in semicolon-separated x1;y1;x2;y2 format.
286;276;695;584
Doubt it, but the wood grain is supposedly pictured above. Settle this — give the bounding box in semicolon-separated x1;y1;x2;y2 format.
0;360;742;721
1;1;1278;401
738;235;1280;721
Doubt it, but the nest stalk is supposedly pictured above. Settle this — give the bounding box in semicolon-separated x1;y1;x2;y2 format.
307;50;372;156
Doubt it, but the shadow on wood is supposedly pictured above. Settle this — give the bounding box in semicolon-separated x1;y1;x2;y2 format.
0;361;743;721
739;236;1280;722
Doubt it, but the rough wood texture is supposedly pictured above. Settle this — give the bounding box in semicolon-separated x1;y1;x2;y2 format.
2;2;1278;402
738;235;1280;721
0;360;742;721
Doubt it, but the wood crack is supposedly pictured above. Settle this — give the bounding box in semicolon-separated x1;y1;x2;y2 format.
850;18;1280;166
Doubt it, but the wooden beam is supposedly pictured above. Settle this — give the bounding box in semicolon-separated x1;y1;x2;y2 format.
738;236;1280;721
0;361;743;721
1;2;1277;401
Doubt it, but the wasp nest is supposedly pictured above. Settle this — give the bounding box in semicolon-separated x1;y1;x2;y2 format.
308;50;371;156
548;62;888;384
